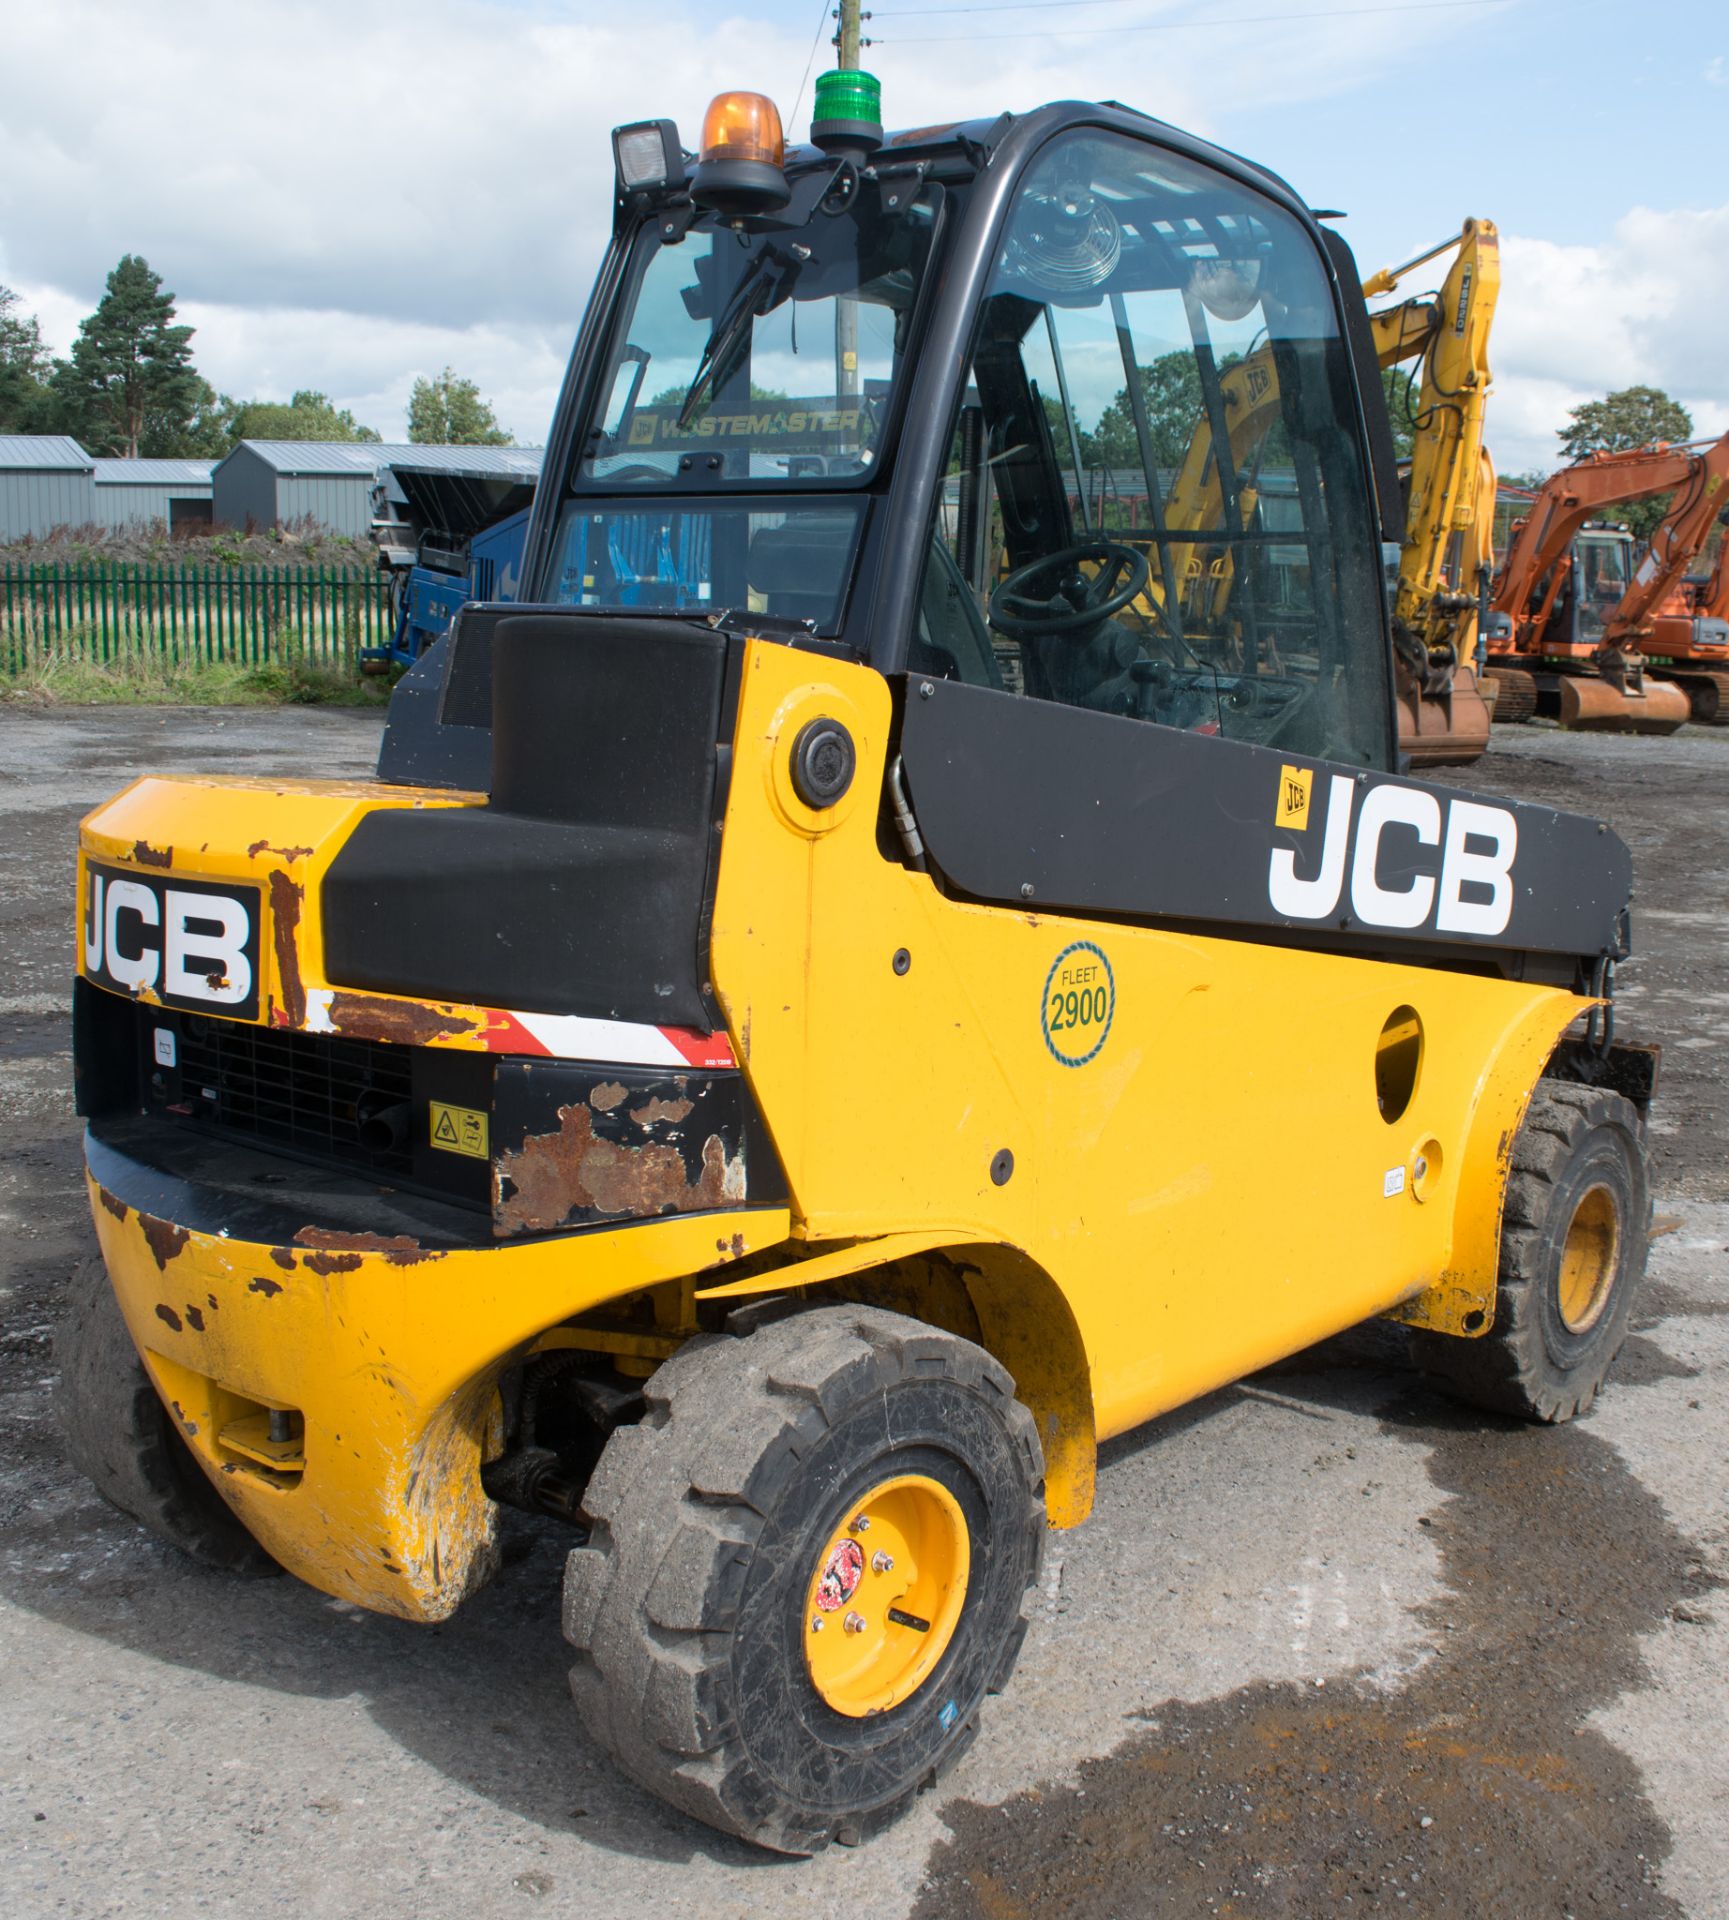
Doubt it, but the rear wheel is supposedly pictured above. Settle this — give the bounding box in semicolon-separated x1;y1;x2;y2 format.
1414;1083;1649;1422
55;1257;278;1576
562;1304;1045;1853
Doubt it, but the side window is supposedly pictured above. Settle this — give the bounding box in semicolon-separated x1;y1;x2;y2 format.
922;131;1388;767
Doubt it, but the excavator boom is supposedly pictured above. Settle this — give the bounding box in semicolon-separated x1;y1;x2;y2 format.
1362;218;1499;765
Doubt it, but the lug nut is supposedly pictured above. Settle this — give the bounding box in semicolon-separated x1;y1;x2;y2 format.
810;1616;824;1633
850;1515;871;1532
872;1551;895;1574
844;1612;867;1635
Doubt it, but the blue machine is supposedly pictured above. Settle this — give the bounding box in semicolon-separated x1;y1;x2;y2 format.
365;455;539;671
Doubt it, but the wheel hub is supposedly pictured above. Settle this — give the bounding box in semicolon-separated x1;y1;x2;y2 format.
1557;1183;1620;1333
804;1473;970;1717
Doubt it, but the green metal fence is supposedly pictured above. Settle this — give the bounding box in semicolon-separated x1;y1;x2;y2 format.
0;562;393;672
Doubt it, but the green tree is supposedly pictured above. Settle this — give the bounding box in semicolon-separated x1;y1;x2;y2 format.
1381;366;1418;463
52;255;209;457
407;367;511;445
222;390;380;447
1092;350;1204;471
0;284;55;434
1040;391;1097;470
1558;385;1692;462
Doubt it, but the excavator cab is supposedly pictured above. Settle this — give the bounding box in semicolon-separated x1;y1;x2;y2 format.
63;87;1653;1856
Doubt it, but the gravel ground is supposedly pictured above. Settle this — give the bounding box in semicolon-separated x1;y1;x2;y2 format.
1;707;1725;1919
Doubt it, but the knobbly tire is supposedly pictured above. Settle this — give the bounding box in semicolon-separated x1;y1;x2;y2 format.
1414;1082;1649;1423
55;1258;279;1577
562;1304;1045;1853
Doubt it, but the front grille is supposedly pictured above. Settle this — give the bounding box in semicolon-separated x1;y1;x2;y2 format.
176;1015;415;1181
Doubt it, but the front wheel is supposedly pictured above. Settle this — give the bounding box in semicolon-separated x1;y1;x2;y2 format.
1414;1082;1650;1422
562;1305;1045;1853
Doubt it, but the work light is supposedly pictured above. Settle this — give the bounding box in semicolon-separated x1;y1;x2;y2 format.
612;119;683;194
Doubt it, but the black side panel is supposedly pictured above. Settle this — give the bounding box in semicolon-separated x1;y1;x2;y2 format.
327;615;729;1025
898;677;1632;962
1321;226;1405;547
373;627;485;791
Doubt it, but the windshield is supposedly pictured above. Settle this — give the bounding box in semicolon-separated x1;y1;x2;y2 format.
546;173;942;628
581;176;941;489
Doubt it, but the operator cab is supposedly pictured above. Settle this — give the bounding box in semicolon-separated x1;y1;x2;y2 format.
489;93;1398;777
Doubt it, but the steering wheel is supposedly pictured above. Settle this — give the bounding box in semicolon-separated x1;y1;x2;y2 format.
989;541;1150;640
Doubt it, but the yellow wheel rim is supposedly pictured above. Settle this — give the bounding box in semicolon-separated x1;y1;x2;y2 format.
1557;1183;1620;1333
803;1473;970;1718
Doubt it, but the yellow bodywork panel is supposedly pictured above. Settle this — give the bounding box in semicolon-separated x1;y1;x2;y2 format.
78;639;1589;1608
78;775;552;1052
708;642;1582;1461
90;1177;789;1621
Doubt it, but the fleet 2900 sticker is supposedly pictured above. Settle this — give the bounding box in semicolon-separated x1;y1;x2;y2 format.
1042;940;1115;1067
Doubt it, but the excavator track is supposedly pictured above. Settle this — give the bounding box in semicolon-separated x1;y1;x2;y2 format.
1658;671;1729;726
1486;667;1538;724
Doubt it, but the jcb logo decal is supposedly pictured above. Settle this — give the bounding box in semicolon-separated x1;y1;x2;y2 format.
1276;764;1313;831
82;863;261;1020
1268;773;1517;938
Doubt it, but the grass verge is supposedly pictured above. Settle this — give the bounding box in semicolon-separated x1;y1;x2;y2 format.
0;630;391;708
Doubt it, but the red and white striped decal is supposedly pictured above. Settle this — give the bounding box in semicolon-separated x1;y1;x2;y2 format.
485;1009;736;1069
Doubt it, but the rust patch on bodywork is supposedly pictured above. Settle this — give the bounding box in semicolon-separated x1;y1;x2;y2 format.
293;1225;437;1267
327;993;477;1047
268;870;306;1028
494;1101;745;1235
130;839;173;869
184;1305;205;1332
588;1081;628;1112
138;1213;190;1271
302;1249;363;1275
247;839;314;862
248;1275;284;1297
97;1187;128;1222
154;1303;183;1331
629;1094;694;1127
269;1247;295;1270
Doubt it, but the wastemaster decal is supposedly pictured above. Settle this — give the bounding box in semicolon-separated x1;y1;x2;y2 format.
82;863;262;1020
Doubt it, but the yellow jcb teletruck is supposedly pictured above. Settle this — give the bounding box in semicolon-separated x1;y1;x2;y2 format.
60;78;1655;1853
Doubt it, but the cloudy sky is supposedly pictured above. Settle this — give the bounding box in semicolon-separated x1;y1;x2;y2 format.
2;0;1724;472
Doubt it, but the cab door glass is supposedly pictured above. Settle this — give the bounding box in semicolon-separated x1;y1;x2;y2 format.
922;131;1388;767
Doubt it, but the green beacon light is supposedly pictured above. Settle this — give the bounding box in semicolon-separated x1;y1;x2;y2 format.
811;67;883;156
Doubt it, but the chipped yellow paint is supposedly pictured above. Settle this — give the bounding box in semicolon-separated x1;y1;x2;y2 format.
91;1178;790;1621
79;638;1594;1611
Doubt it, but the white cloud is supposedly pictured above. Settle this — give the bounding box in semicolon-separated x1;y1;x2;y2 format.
1;0;1504;435
1489;204;1729;471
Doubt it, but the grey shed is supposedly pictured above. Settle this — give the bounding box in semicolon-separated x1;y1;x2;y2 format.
0;436;98;541
91;458;215;533
212;441;544;537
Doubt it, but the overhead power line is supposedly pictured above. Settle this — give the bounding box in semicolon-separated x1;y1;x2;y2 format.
870;0;1513;35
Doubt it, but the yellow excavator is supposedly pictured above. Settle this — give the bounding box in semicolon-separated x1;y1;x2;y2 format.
1363;219;1500;764
1144;219;1500;765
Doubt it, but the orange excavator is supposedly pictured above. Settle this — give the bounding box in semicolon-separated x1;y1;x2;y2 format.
1637;466;1729;724
1486;436;1729;730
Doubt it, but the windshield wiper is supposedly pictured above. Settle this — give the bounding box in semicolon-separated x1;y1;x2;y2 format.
676;246;803;430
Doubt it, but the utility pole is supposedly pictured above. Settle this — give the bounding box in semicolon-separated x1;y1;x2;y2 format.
833;0;862;434
835;0;862;68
